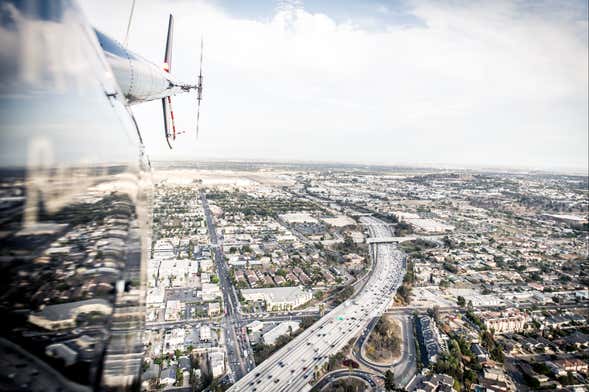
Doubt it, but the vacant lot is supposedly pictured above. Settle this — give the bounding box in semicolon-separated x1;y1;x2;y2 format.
364;315;402;364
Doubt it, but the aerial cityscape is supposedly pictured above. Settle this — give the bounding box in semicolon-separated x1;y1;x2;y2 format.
0;1;587;392
138;161;588;391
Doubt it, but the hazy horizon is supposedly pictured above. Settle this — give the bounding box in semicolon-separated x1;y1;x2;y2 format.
150;155;589;176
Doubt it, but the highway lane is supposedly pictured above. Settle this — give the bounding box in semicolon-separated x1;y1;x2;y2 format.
228;216;405;392
239;310;320;324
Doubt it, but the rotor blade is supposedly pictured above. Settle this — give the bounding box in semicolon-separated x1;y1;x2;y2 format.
123;0;136;47
199;36;203;76
164;14;174;71
162;98;172;149
196;99;201;139
196;36;203;139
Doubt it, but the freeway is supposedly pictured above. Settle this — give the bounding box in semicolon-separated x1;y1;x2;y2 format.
240;311;320;324
228;216;406;392
201;192;256;381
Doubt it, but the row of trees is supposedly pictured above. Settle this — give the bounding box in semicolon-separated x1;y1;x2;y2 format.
396;260;414;305
332;285;355;306
433;336;482;391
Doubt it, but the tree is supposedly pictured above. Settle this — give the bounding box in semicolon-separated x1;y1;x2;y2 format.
427;305;440;323
343;235;354;249
457;296;466;307
384;370;395;391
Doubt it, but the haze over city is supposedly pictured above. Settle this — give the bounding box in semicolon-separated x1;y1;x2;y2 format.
81;0;588;171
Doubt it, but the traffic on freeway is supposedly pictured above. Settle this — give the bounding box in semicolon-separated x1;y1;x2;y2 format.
228;216;405;391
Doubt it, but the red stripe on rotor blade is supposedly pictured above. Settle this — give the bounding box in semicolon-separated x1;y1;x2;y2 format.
167;96;177;140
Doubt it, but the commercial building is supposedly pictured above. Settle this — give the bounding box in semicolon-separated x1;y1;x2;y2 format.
240;286;312;311
198;258;214;272
208;302;221;316
263;321;300;345
200;325;212;342
279;213;318;224
164;328;186;353
165;300;183;321
479;309;528;334
201;283;221;301
208;350;225;378
246;320;264;334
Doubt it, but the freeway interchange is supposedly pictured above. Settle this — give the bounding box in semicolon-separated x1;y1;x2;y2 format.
228;216;406;392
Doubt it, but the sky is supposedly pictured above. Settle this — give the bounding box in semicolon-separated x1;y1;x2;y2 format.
80;0;589;172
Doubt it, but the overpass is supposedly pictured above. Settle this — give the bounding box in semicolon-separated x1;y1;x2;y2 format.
367;236;416;244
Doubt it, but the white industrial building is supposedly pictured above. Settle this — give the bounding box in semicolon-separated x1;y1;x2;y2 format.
201;283;221;301
263;321;300;345
246;320;264;333
241;286;312;311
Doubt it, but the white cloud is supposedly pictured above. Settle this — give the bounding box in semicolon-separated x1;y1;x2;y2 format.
79;0;588;171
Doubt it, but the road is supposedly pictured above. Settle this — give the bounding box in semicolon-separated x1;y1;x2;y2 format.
352;312;416;387
145;319;221;330
201;192;255;381
390;313;417;387
312;369;382;391
228;216;405;392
